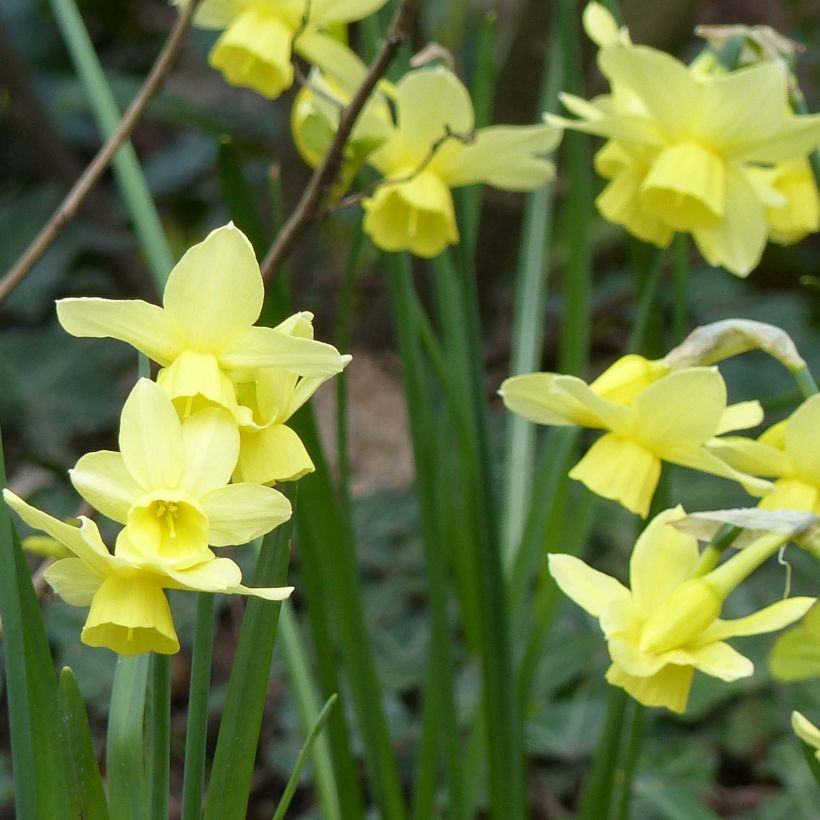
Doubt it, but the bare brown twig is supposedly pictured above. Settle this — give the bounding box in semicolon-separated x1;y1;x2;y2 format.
0;0;202;305
260;0;419;281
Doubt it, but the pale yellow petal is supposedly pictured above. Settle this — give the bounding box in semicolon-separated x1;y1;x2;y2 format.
633;368;725;448
605;662;694;713
547;111;663;146
706;436;790;478
760;478;820;513
82;576;179;656
732;113;820;164
164;223;264;349
157;350;239;412
395;68;474;165
699;597;816;643
582;2;623;47
228;583;295;601
569;433;660;517
771;619;820;681
56;298;182;367
436;124;560;190
179;408;240;496
161;556;243;592
547;553;629;618
629;506;698;615
692;165;768;278
219;325;348;376
70;450;141;523
209;9;295;99
235;423;314;485
309;0;388;23
683;641;753;681
589;354;669;406
43;558;103;606
295;30;368;87
200;483;292;546
119;379;184;490
717;401;764;435
660;444;774;496
792;712;820;751
785;395;820;484
607;635;667;677
184;0;244;30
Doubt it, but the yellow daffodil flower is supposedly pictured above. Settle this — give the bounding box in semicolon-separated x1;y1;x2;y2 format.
500;356;770;517
758;159;820;244
792;711;820;762
56;224;348;417
362;66;561;258
3;490;292;655
69;379;291;570
710;394;820;513
234;312;344;484
770;603;820;682
180;0;387;100
549;507;815;712
550;42;820;275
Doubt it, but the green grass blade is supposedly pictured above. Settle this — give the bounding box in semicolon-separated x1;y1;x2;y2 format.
47;0;173;291
203;508;294;820
278;603;343;820
107;654;150;820
147;654;171;819
181;593;216;820
58;667;110;820
271;694;338;820
0;427;73;819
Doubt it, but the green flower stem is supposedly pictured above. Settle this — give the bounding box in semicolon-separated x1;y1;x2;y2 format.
385;252;466;820
792;365;819;399
577;686;629;820
798;740;820;785
107;655;150;820
502;16;564;569
148;654;171;820
429;253;524;819
180;592;216;820
278;603;343;820
47;0;173;291
0;426;73;819
705;531;789;600
627;246;668;355
272;694;339;820
557;0;594;377
614;701;646;820
695;526;743;576
672;234;689;343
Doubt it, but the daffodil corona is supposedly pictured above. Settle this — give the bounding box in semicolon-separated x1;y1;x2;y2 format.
549;507;814;712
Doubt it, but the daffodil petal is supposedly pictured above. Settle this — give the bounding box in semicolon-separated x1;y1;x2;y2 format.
733;112;820;164
569;433;660;517
682;641;753;682
164;223;263;349
229;583;295;601
82;576;179;656
69;450;140;523
56;298;182;367
717;401;764;435
157;350;239;412
589;354;669;406
792;712;820;751
785;395;820;484
633;368;725;448
309;0;388;23
660;444;773;496
236;423;315;485
605;662;694;713
546;112;663;146
219;325;348;376
179;408;240;496
692;166;768;278
162;556;243;592
395;68;474;166
43;558;103;606
548;553;629;617
296;30;368;86
629;506;698;615
607;634;667;677
705;436;789;478
760;478;820;513
200;484;292;546
437;124;560;190
698;596;816;643
184;0;239;29
119;379;184;490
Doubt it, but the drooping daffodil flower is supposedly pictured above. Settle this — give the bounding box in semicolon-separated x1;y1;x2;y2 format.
179;0;388;100
500;355;771;517
550;36;820;275
770;604;820;682
69;379;291;571
709;393;820;514
754;158;820;245
792;712;820;763
362;66;562;258
550;506;815;712
234;312;342;484
56;224;349;419
3;490;292;656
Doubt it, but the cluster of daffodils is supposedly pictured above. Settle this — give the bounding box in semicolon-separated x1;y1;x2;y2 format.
550;3;820;276
4;224;349;655
502;321;818;712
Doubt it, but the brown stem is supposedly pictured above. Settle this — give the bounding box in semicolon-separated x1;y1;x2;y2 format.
260;0;419;281
0;0;202;305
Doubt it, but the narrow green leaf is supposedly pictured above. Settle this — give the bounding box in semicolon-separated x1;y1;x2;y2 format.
107;654;150;820
0;425;73;819
271;694;338;820
147;654;171;820
203;498;294;820
58;667;110;820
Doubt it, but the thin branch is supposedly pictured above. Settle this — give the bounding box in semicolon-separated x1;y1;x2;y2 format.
261;0;419;281
0;0;201;304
